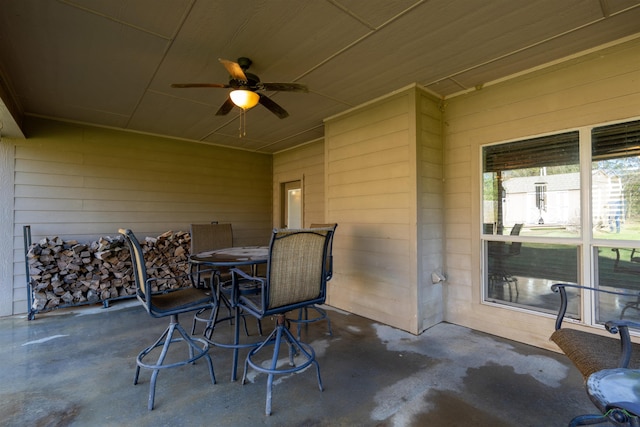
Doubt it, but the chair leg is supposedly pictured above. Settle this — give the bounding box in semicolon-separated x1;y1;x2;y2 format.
294;304;332;340
191;306;211;335
194;292;233;338
242;314;323;415
136;314;215;410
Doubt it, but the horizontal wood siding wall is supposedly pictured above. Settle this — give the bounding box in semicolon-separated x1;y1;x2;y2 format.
272;140;324;228
0;140;14;316
443;37;640;349
417;90;444;332
10;117;272;315
325;91;418;333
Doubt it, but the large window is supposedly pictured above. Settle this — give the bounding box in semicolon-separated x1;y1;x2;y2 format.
482;119;640;325
592;120;640;324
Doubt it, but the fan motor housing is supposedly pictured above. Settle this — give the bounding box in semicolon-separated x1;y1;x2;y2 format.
237;57;253;70
230;72;260;89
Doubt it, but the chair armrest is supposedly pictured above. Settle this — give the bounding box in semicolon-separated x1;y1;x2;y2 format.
230;267;258;281
605;320;640;368
551;283;640;330
229;267;265;302
188;263;219;288
551;283;572;330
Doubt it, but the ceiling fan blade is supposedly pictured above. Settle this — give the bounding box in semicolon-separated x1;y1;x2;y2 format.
219;58;247;81
215;96;235;116
259;94;289;119
171;83;229;88
260;82;308;93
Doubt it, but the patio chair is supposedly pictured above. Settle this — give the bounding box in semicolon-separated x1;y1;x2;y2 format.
231;227;334;415
290;223;338;339
119;228;216;410
190;222;233;335
550;283;640;426
189;223;261;339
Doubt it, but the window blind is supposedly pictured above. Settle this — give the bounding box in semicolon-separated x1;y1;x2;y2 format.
592;119;640;161
483;131;579;172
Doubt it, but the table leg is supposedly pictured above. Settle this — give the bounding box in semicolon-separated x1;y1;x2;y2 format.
232;302;240;381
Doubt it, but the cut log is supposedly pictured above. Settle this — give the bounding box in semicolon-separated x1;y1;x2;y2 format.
27;230;193;311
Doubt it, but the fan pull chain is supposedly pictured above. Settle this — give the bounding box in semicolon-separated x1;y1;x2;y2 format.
238;108;248;137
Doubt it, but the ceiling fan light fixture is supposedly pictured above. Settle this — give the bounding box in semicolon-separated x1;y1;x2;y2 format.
230;89;259;110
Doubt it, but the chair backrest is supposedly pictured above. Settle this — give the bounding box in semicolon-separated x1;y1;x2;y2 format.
264;228;333;313
118;228;153;314
310;223;337;280
190;223;233;255
510;223;523;236
509;223;523;255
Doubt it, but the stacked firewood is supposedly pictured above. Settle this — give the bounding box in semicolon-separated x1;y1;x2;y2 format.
27;230;192;312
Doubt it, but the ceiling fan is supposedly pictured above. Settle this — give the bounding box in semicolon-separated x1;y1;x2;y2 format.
171;57;308;119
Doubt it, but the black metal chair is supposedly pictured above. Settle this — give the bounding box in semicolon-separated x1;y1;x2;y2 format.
190;222;233;336
119;228;216;410
231;227;334;415
290;223;337;339
551;283;640;426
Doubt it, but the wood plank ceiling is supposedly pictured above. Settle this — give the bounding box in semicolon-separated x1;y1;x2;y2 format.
0;0;639;153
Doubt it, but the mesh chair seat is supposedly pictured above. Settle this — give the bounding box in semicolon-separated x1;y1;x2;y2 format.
150;287;213;313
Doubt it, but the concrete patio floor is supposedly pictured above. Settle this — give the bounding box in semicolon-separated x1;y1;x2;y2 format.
1;301;608;426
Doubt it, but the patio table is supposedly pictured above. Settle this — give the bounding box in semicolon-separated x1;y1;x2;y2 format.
190;246;268;381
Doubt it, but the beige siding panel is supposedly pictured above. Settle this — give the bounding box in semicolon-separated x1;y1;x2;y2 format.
443;37;640;349
329;114;411;151
445;252;472;272
330;208;411;225
446;193;471;209
445;175;472;194
326;89;418;332
330;176;411;198
330;143;410;174
330;283;415;332
446;222;472;239
447;41;640;127
446;51;640;140
0;140;14;316
328;162;410;186
446;146;471;164
10;117;272;314
446;238;472;255
326;86;444;334
326;95;411;137
417;89;445;331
